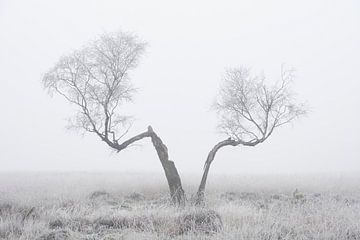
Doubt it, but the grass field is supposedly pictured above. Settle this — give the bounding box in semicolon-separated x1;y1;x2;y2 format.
1;172;360;239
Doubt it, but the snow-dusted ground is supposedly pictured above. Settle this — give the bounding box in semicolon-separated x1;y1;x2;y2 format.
1;172;359;239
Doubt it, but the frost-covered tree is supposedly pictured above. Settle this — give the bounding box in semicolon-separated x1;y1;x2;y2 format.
196;66;306;204
42;31;185;205
43;30;307;206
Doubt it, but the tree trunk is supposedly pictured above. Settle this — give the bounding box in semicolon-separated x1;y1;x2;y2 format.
111;126;185;206
195;138;238;205
148;126;186;206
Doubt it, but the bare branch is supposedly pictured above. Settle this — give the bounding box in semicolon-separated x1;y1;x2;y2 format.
43;31;146;146
43;31;186;206
214;66;306;143
196;66;306;204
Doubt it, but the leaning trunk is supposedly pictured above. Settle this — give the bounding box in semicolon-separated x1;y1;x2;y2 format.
148;126;186;206
195;138;238;205
110;126;185;206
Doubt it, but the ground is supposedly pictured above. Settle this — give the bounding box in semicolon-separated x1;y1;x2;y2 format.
0;172;360;239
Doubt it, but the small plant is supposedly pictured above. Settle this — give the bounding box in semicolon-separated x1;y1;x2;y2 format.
177;209;223;235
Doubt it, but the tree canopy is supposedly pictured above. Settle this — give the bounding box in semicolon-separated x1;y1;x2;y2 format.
43;32;146;147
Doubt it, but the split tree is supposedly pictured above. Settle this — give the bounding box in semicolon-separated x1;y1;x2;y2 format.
43;31;306;206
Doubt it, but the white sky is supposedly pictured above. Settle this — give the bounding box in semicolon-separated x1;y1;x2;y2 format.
0;0;359;174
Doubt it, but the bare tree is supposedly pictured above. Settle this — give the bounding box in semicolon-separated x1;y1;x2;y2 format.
196;66;306;204
42;30;307;206
42;31;185;205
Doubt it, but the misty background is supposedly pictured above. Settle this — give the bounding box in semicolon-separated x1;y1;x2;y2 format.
0;0;359;174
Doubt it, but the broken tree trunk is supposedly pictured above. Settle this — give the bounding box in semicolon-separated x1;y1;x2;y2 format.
148;126;186;206
111;126;185;206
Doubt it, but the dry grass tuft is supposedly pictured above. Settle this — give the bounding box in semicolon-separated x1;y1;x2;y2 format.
125;192;146;202
36;229;70;240
177;209;223;235
89;191;111;200
48;219;64;230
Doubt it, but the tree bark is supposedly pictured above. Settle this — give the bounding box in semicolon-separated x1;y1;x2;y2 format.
195;138;238;205
147;126;186;206
111;126;185;206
